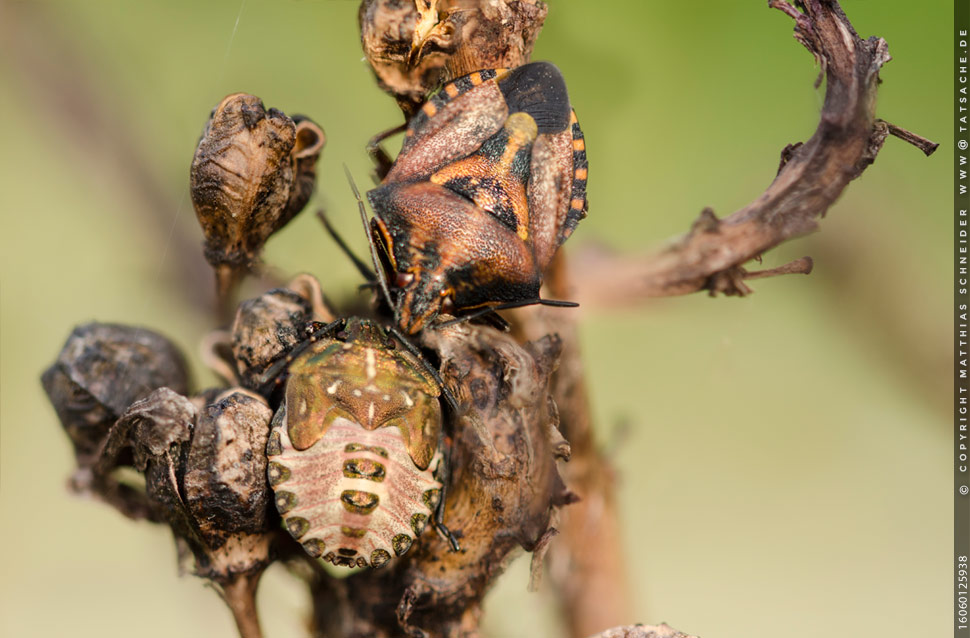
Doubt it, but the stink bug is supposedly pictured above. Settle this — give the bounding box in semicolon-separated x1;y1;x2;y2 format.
265;317;450;568
364;61;588;334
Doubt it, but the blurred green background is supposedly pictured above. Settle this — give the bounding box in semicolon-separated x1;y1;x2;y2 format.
0;1;951;637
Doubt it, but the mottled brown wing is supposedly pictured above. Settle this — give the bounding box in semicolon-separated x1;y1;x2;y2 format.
386;69;510;183
527;110;587;270
370;180;541;300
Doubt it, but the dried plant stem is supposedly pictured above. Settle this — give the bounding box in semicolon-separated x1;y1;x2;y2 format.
879;119;940;156
512;253;632;638
219;573;264;638
215;264;244;321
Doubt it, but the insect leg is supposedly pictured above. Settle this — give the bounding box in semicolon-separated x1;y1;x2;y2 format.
254;317;347;397
432;434;461;553
366;123;407;182
387;324;460;414
315;209;376;282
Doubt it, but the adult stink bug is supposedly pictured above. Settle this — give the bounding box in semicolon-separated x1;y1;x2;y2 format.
364;61;588;334
265;317;448;568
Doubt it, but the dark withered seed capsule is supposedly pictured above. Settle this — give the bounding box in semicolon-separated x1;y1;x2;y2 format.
358;0;546;117
182;391;275;547
42;322;189;461
87;386;198;527
95;385;278;636
231;287;314;390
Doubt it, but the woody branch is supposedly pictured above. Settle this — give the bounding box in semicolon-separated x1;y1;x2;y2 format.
564;0;937;305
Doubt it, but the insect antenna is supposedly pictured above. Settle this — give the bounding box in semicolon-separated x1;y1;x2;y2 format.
436;298;580;330
386;324;460;415
255;317;347;397
344;165;399;325
476;311;512;333
315;209;375;282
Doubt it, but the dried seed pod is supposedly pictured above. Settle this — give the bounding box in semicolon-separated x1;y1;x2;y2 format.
41;322;189;463
228;275;333;391
104;387;276;638
181;390;276;638
190;93;325;308
230;287;313;390
93;386;198;522
396;324;567;628
183;389;276;557
359;0;547;117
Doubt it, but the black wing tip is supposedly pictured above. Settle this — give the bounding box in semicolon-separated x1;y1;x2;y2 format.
498;61;571;134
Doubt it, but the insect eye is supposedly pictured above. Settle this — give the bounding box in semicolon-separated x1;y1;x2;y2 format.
396;272;415;287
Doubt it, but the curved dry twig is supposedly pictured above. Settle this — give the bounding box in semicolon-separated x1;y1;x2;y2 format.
565;0;937;305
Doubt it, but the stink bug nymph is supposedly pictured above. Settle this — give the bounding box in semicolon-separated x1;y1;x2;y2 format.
364;61;589;334
265;318;447;568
